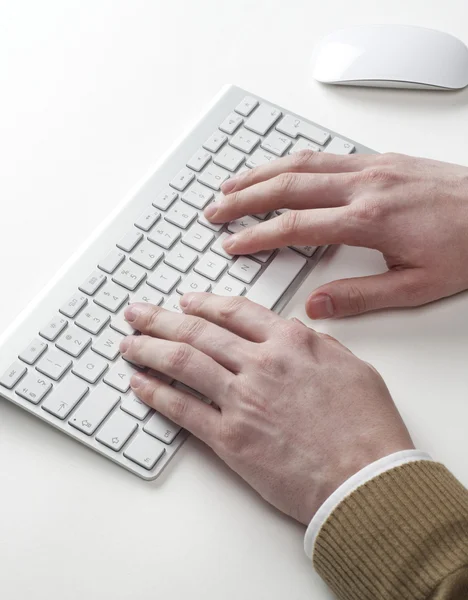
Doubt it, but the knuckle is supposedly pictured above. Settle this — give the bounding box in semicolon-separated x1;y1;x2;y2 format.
167;394;189;423
175;316;207;345
377;152;404;165
346;284;368;315
353;197;383;223
256;346;283;374
280;322;311;346
291;149;316;169
273;172;297;196
218;296;245;324
278;209;301;237
164;343;193;371
358;166;399;186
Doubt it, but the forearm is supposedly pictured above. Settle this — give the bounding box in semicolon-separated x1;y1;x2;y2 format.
312;460;468;600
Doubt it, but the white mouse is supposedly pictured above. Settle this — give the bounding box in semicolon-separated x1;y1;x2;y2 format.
311;25;468;90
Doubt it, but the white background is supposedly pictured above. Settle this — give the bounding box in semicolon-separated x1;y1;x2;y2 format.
1;1;468;599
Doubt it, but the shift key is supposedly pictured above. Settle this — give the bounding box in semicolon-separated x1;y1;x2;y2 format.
69;386;120;435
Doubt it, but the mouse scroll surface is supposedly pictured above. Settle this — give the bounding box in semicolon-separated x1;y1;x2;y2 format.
312;25;468;90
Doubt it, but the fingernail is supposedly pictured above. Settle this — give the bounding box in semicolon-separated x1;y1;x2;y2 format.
125;304;141;322
204;201;223;219
221;178;237;194
222;236;234;250
119;337;132;353
131;372;146;389
179;293;191;308
307;294;335;319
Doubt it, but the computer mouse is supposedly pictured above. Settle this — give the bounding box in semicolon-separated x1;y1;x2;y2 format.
311;25;468;90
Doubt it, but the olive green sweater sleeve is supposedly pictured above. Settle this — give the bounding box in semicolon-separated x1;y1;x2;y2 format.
313;461;468;600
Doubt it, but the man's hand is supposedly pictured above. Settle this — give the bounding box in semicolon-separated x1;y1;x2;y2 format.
120;296;413;524
203;152;468;318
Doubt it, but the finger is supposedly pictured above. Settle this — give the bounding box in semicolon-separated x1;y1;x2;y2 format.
223;207;362;255
120;335;233;403
179;293;281;342
220;150;373;195
306;269;431;319
124;302;250;372
130;372;220;446
204;172;351;224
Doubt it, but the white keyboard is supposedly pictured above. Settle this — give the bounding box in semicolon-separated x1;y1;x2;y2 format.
0;85;373;480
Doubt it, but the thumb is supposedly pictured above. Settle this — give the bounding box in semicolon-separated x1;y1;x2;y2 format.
306;269;428;319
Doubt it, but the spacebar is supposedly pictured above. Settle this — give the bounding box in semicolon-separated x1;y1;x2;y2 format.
246;248;307;309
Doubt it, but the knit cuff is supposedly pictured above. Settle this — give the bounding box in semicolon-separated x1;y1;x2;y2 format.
313;461;468;600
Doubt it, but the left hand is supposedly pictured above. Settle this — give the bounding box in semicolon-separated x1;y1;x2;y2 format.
119;294;413;525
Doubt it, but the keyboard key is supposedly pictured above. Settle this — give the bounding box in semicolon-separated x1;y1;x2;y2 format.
36;349;72;381
289;138;320;154
261;131;292;156
121;393;152;420
94;282;129;313
41;376;88;419
16;373;52;405
164;242;198;273
147;221;180;249
219;112;243;134
39;315;68;341
147;264;181;294
116;229;143;252
186;148;211;172
194;252;227;281
96;410;138;451
291;245;317;257
75;304;110;335
246;148;277;168
182;222;214;252
56;326;92;358
228;257;261;283
198;163;230;191
325;137;355;155
229;128;260;153
244;103;281;135
144;412;181;444
110;309;136;336
19;338;48;365
246;247;306;309
130;241;164;270
59;292;88;318
212;275;246;296
112;261;147;291
72;350;108;384
165;200;197;229
0;361;27;389
164;292;184;313
197;211;224;232
211;232;234;259
170;167;195;191
79;270;107;295
276;115;330;145
153;187;178;210
103;358;137;393
69;386;120;435
202;131;227;153
213;146;244;172
130;285;164;306
98;249;126;274
92;327;124;361
123;432;165;470
134;207;160;231
227;215;260;234
235;96;258;117
177;272;211;294
250;249;274;263
182;182;214;209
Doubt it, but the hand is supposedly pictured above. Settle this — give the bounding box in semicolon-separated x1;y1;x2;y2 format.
203;151;468;319
120;296;413;524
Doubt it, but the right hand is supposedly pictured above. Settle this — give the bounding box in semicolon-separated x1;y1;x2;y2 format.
203;151;468;319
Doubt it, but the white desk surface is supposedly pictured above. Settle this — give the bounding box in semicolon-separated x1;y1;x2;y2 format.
1;1;468;598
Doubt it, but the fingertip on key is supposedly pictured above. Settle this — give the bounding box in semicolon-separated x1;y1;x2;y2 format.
221;178;237;194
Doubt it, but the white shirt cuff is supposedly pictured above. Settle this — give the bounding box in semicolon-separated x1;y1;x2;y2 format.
304;449;433;559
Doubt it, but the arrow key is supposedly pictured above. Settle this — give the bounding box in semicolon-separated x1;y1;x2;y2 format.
96;410;138;451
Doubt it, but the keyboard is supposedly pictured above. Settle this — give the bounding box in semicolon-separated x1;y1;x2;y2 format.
0;85;373;480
